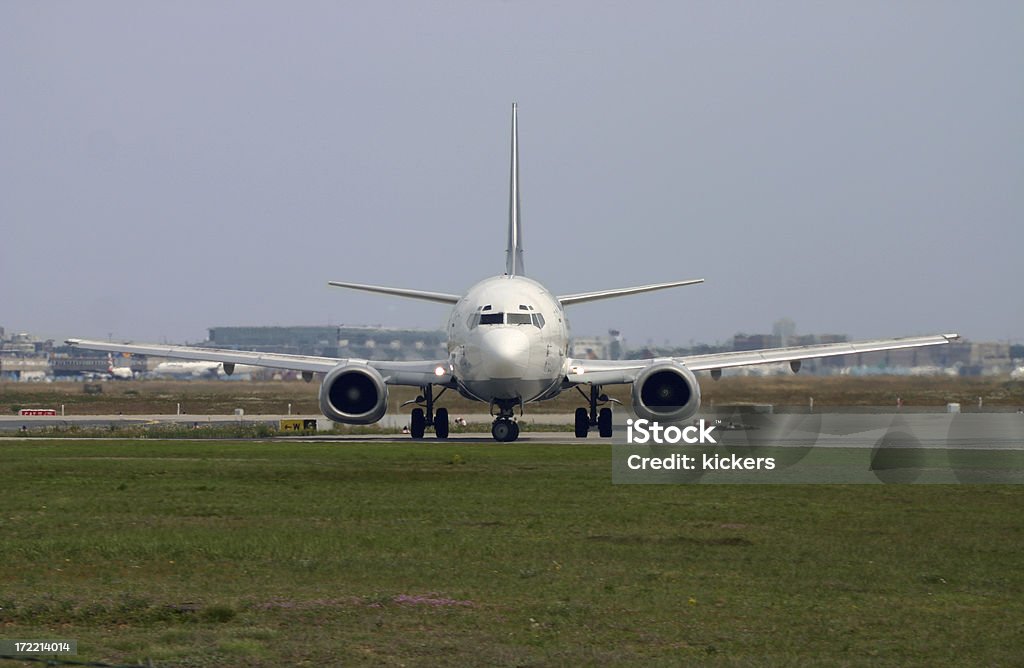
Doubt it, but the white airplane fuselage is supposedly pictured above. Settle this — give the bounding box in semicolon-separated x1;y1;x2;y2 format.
153;361;256;378
153;361;223;378
447;275;569;406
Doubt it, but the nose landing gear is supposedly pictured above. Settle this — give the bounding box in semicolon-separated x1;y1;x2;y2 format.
491;418;520;442
489;398;523;442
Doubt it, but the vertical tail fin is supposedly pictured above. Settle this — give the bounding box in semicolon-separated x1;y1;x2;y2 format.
506;103;525;276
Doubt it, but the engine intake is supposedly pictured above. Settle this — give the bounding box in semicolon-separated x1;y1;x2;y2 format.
631;361;702;423
319;364;388;425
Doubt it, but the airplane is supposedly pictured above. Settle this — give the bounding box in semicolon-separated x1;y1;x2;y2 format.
107;353;134;380
151;359;256;379
67;104;959;442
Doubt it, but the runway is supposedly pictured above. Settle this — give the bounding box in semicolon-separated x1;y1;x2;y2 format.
1;412;1021;449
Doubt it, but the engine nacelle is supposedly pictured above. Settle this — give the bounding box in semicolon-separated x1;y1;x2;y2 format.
318;364;388;425
631;361;702;423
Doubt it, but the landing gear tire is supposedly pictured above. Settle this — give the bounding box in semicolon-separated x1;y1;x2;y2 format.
491;419;518;442
598;407;613;438
435;407;449;439
574;407;589;438
410;408;426;439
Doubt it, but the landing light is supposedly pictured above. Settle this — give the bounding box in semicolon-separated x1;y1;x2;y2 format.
434;365;446;377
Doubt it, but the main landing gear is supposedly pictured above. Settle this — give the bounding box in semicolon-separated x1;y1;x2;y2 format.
490;398;522;442
403;385;449;439
574;385;616;439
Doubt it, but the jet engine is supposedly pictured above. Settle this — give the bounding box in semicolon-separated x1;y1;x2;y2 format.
318;364;388;424
631;361;702;423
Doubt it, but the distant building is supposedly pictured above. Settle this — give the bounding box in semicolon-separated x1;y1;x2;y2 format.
773;318;796;347
829;341;1012;376
0;331;56;381
570;337;609;360
206;325;448;361
208;326;344;356
734;322;847;355
732;333;776;351
567;330;624;361
0;331;53;356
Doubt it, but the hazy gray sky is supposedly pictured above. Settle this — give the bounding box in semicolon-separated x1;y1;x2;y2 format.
2;2;1021;347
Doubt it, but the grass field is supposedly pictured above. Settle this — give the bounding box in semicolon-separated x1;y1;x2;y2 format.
1;439;1022;666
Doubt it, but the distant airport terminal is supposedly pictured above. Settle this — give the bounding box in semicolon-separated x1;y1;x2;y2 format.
2;322;1020;382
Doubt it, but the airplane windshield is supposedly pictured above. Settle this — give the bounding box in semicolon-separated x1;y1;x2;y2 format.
479;313;504;325
507;313;532;325
474;311;545;328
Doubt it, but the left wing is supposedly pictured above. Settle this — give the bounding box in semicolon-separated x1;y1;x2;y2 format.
564;333;960;385
558;279;704;306
681;333;959;372
64;339;452;387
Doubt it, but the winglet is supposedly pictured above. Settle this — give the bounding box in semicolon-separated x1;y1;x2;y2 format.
506;103;524;276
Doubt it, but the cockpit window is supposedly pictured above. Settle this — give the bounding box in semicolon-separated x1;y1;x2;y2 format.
473;310;545;328
507;313;532;325
479;312;504;325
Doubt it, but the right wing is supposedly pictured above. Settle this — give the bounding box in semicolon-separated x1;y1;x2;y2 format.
65;339;453;387
67;338;338;373
327;281;461;304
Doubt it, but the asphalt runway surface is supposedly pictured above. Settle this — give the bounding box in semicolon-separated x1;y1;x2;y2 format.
2;412;1022;448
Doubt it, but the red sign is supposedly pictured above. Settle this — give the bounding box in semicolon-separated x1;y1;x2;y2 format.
18;409;57;416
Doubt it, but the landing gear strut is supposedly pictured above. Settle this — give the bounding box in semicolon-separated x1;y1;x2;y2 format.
403;385;449;440
575;385;616;438
490;398;522;442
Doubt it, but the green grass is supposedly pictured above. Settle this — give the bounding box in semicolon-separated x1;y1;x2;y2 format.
1;439;1022;666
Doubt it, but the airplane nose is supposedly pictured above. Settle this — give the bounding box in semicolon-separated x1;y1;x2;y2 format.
480;328;531;379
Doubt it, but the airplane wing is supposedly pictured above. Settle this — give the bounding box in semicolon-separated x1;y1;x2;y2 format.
565;333;960;385
679;333;959;372
64;339;452;387
327;281;461;304
557;279;704;306
564;359;650;385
